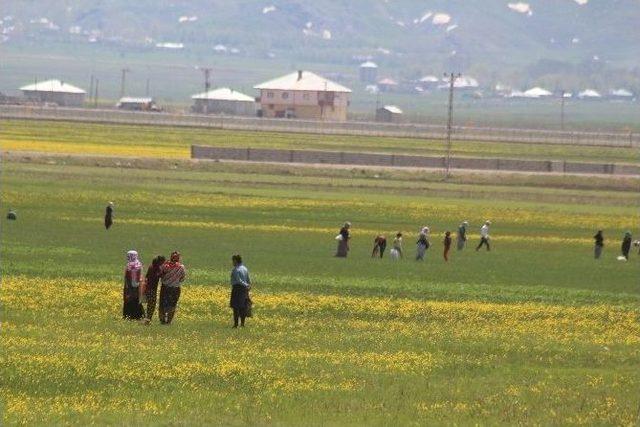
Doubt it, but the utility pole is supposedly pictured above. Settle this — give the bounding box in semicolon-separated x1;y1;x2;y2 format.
444;72;461;178
196;67;213;113
89;75;94;103
120;68;131;98
560;90;566;131
94;79;99;108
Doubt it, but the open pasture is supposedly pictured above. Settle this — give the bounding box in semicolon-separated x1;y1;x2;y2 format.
2;119;639;164
1;156;639;425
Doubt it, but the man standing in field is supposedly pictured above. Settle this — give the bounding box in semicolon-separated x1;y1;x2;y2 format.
457;221;468;250
104;202;114;230
476;221;491;251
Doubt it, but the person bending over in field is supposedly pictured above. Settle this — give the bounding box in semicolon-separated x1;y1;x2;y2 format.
372;235;387;258
457;221;468;251
476;221;491;251
335;222;351;258
143;255;166;325
621;232;632;260
230;254;252;328
159;251;186;325
122;250;145;320
443;231;452;262
416;227;430;261
105;202;114;230
593;230;604;259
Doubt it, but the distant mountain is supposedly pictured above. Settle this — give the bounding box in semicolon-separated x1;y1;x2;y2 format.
2;0;640;90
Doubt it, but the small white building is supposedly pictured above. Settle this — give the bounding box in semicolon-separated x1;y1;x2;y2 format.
117;97;159;111
578;89;602;99
359;61;378;83
191;87;256;115
523;87;553;98
376;105;403;123
609;89;634;100
20;79;86;106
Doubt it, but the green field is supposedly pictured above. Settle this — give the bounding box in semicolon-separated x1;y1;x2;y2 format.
3;119;640;165
1;151;639;424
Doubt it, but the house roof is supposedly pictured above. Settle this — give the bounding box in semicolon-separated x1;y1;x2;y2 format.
578;89;602;98
254;71;351;93
20;79;86;94
523;87;553;98
610;88;633;97
191;87;255;102
360;61;378;68
118;97;154;104
381;105;403;114
378;78;398;86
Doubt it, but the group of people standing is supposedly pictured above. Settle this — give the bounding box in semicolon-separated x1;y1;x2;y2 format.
122;250;252;327
338;220;492;261
123;251;186;324
593;230;638;260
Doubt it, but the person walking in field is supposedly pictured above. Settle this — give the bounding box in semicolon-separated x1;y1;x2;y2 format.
457;221;468;251
372;235;387;258
593;230;604;259
336;222;351;258
105;202;114;230
122;250;145;320
158;251;186;325
416;227;430;261
443;231;452;262
390;232;404;260
621;231;632;260
476;221;491;251
230;254;252;328
143;255;166;325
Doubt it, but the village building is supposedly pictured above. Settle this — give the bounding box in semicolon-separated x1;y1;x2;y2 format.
254;70;351;121
377;78;399;93
116;97;160;111
359;61;378;83
19;79;85;106
375;105;403;123
191;87;256;115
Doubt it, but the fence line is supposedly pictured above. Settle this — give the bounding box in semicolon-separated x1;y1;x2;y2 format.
1;105;638;148
191;145;640;176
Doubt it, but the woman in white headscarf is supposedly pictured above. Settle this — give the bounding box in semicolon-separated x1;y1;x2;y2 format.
416;226;430;261
122;250;144;320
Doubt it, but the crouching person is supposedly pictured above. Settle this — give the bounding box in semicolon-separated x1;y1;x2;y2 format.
159;251;186;325
230;254;252;328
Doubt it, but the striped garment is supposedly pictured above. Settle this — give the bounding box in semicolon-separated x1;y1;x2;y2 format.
160;262;186;288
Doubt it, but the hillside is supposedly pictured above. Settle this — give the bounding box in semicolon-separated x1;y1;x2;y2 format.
2;0;640;89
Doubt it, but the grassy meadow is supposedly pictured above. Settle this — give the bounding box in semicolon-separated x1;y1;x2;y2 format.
2;119;640;165
1;147;639;425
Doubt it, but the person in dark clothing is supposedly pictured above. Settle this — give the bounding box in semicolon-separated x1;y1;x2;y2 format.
443;231;452;262
335;222;351;258
6;209;17;220
122;250;144;320
456;221;468;251
372;235;387;258
105;202;114;230
143;255;166;325
593;230;604;259
230;254;251;328
621;232;632;260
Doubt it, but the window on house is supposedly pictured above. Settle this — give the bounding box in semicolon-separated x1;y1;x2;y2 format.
302;93;310;100
267;92;274;99
282;92;289;99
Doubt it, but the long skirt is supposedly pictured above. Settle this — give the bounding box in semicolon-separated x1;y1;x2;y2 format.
145;280;160;320
416;243;427;260
159;285;181;324
230;284;249;313
122;284;144;320
336;239;349;257
456;237;466;251
594;245;603;259
105;214;113;230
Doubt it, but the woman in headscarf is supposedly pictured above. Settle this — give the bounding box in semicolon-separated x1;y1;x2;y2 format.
230;254;252;328
105;202;114;230
122;250;144;320
457;221;468;251
416;227;430;261
159;251;186;325
335;222;351;258
143;255;166;325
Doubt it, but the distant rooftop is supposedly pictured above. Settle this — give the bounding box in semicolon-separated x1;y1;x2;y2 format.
20;79;86;94
118;97;154;103
360;61;378;68
191;87;255;102
381;105;403;114
254;70;351;93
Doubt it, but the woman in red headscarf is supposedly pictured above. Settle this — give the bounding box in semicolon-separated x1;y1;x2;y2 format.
122;250;145;320
158;251;186;325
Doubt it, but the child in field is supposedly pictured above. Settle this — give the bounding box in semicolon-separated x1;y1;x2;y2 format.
105;202;114;230
443;231;452;261
372;235;387;258
621;232;632;260
336;222;351;258
593;230;604;259
230;254;252;328
390;233;403;259
143;255;166;325
416;227;430;261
